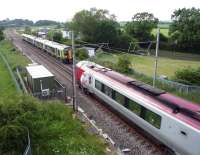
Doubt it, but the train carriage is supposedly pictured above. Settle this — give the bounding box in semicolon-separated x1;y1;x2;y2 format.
22;34;73;63
76;61;200;155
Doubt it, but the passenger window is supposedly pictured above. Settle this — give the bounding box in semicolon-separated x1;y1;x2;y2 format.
95;80;102;91
115;92;125;105
144;110;161;129
104;85;112;98
128;99;142;116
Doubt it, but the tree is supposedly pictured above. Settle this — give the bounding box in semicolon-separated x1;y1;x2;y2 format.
53;31;63;43
24;26;31;34
117;55;131;73
76;48;89;60
125;12;158;42
0;28;4;41
70;8;119;44
34;20;59;26
169;8;200;52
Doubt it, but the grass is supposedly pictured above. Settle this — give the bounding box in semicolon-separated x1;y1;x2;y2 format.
0;40;108;155
0;40;30;69
0;95;107;155
152;28;169;37
0;54;16;95
94;52;200;79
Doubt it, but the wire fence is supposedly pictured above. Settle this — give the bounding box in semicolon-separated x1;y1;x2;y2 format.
23;130;31;155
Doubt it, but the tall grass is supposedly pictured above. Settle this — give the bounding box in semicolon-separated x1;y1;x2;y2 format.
0;95;107;155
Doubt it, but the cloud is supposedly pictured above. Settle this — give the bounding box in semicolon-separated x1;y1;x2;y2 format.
0;0;199;22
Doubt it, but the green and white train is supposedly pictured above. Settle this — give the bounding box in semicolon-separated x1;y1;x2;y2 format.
22;34;73;63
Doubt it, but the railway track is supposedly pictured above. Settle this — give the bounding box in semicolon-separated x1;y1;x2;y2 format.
5;29;172;155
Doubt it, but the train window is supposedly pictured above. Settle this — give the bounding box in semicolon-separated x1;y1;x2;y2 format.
144;110;161;129
104;85;113;98
95;80;102;91
128;99;142;116
115;91;125;105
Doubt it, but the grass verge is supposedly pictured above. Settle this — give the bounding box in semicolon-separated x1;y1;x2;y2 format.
0;40;108;155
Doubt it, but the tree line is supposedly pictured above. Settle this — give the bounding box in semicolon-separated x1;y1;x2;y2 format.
67;7;200;54
0;19;61;28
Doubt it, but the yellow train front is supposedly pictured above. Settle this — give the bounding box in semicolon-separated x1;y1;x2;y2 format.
62;47;73;64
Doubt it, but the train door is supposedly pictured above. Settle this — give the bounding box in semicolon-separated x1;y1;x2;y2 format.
81;72;93;93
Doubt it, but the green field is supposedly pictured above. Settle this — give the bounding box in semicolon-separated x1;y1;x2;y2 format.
94;51;200;79
152;28;169;37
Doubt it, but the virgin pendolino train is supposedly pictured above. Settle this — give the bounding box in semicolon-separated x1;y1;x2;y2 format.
22;34;73;63
76;61;200;155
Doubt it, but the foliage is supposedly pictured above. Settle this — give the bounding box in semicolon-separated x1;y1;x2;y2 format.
0;95;107;155
125;12;159;42
76;48;89;60
0;28;4;41
52;31;63;43
0;19;33;27
34;20;60;26
169;8;200;52
70;8;120;44
116;54;131;73
174;67;200;86
0;40;30;70
47;31;63;43
24;26;31;34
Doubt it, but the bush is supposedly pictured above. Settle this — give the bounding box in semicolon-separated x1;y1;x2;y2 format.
0;29;4;41
76;48;89;60
0;95;106;155
174;67;200;86
116;55;131;73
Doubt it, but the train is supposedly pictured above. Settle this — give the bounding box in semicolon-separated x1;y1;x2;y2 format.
22;34;73;63
76;61;200;155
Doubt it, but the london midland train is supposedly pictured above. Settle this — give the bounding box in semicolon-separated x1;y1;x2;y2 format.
76;61;200;155
22;34;73;63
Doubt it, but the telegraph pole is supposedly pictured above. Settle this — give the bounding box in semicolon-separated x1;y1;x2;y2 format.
72;31;77;112
153;28;160;88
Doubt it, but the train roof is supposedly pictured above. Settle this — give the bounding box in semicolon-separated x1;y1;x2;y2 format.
79;61;200;129
22;34;70;50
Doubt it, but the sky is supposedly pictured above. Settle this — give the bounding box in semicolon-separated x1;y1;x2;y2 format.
0;0;200;22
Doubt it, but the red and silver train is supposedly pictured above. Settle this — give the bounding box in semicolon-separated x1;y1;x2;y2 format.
76;61;200;155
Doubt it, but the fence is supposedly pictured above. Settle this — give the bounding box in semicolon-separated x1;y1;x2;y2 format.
132;70;200;94
32;79;66;100
23;130;31;155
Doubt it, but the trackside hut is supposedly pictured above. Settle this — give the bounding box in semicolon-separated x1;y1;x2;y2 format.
26;65;55;94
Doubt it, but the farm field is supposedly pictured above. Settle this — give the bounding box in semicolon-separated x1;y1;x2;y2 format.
152;28;169;37
94;51;200;79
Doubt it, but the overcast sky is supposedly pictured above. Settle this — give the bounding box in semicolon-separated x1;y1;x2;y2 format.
0;0;199;22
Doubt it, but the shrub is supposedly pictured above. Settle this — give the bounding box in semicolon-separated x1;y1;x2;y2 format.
174;67;200;86
0;95;106;155
116;55;131;73
76;48;89;60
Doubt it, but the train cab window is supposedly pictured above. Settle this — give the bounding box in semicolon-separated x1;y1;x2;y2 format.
115;91;125;105
89;76;92;84
128;99;142;116
144;110;161;129
104;85;113;98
